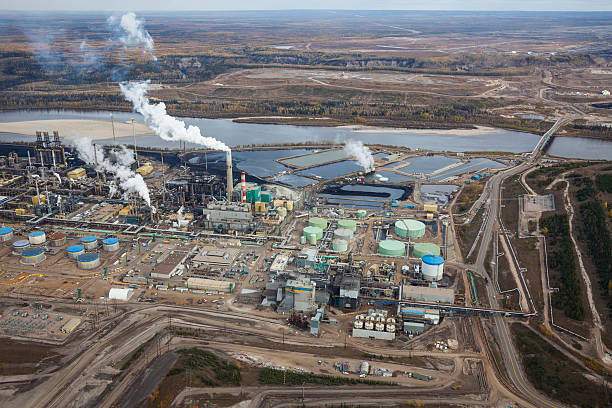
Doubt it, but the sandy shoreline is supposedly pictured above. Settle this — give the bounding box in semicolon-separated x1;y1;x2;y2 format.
337;124;498;135
0;119;154;141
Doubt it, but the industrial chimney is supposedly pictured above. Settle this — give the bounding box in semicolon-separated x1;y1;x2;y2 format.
241;171;247;203
226;150;233;202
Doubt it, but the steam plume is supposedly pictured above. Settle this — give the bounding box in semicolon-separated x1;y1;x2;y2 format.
120;81;230;152
107;12;156;60
344;140;374;172
73;137;152;207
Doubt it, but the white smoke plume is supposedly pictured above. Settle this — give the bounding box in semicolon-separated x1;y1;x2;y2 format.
120;80;230;152
344;140;374;172
72;137;152;208
52;172;62;184
107;12;156;60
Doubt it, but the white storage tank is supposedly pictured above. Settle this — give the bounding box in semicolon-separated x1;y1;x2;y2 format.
21;247;45;264
102;237;119;252
364;321;374;330
333;228;353;242
354;319;364;329
421;254;444;281
77;252;100;270
376;322;386;331
28;231;46;245
12;240;30;254
360;361;370;374
81;235;98;250
0;227;13;242
67;245;84;259
332;238;348;253
386;323;396;332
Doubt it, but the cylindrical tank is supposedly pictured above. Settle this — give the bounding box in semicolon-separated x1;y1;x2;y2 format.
277;207;288;218
357;209;367;219
308;217;328;230
28;231;46;245
332;238;348;252
12;240;30;254
378;240;406;256
21;247;45;264
103;237;120;252
412;242;441;259
421;254;444;281
386;323;396;332
49;232;66;247
364;321;374;330
387;317;396;325
67;245;85;259
337;219;356;231
0;227;13;242
334;228;353;242
354;320;364;329
77;252;100;269
300;235;306;245
307;233;317;245
81;235;98;250
357;314;366;321
360;361;370;374
376;322;385;331
394;219;426;239
303;226;323;240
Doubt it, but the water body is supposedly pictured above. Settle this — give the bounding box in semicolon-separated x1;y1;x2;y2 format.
0;110;610;159
273;174;317;187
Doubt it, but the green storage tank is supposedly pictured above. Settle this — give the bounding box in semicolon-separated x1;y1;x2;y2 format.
338;219;357;232
412;242;441;258
307;233;317;245
308;217;328;230
394;219;426;239
378;240;406;256
332;239;348;252
303;226;323;240
260;191;272;202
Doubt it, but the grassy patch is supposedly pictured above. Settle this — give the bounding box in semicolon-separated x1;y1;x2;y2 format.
512;323;610;408
258;368;396;386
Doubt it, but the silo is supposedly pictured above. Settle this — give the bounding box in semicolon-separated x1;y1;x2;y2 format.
308;217;328;230
77;253;100;270
67;245;84;259
332;239;348;253
103;237;120;252
421;254;444;281
81;235;98;250
378;240;406;256
338;219;357;231
49;232;67;247
394;219;426;239
28;231;46;245
412;242;441;259
12;240;30;254
0;227;14;242
21;247;45;264
303;226;323;240
334;228;353;242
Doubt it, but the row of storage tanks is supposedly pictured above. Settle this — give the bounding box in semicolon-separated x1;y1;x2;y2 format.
377;240;440;258
353;314;396;333
301;218;357;252
2;225;119;269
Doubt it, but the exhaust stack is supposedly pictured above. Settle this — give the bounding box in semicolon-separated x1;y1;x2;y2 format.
241;171;247;203
226;150;233;202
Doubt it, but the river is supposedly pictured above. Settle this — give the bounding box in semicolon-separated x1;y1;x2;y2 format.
0;110;610;160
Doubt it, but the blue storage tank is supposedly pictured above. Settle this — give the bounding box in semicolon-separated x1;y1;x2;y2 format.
81;235;98;250
103;237;119;252
12;240;30;254
77;252;100;269
0;227;13;242
67;244;85;259
21;247;45;264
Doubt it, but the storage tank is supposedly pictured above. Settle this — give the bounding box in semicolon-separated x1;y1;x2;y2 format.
49;232;66;247
303;226;323;240
300;235;306;245
421;254;444;281
394;219;426;239
412;242;441;259
67;245;84;259
307;233;317;245
81;235;98;250
354;319;364;329
376;322;385;331
338;219;357;231
334;228;353;242
103;237;120;252
386;322;396;332
21;247;45;264
357;314;366;321
0;227;13;242
332;238;348;253
77;252;100;269
357;209;367;219
308;217;328;230
12;240;30;254
364;321;374;330
378;240;406;256
277;207;288;218
28;231;46;245
360;361;370;374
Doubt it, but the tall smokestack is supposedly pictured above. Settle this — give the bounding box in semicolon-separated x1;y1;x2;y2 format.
226;150;233;202
241;171;246;203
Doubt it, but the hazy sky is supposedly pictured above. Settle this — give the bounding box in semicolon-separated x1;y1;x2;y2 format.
2;0;612;11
